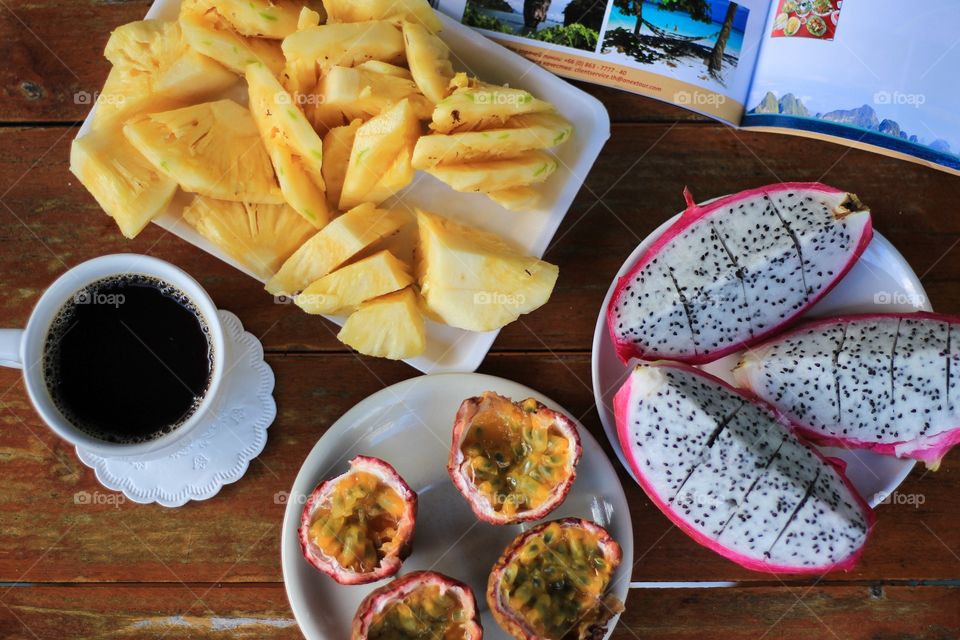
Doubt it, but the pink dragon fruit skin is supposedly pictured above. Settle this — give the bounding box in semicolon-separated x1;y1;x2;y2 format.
608;183;874;365
615;361;875;574
736;311;960;470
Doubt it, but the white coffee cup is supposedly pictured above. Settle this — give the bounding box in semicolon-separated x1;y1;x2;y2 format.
0;254;226;458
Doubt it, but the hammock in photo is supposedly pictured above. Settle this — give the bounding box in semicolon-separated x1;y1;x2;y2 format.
641;18;719;43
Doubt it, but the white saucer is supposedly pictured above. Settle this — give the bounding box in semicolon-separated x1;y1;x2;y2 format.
592;210;926;508
76;310;276;507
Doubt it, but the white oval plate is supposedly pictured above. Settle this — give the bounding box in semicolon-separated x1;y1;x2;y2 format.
281;373;634;640
77;0;611;375
592;209;928;508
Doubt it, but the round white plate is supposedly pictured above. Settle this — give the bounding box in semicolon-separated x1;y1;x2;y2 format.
592;211;928;508
281;373;634;640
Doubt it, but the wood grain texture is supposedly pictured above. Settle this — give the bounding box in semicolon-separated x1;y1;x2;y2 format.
2;584;958;639
0;355;957;585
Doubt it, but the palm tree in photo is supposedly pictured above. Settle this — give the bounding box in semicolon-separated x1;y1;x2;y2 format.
708;2;738;77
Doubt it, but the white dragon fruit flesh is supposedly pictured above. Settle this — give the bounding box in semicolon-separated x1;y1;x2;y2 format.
615;362;873;573
736;312;960;469
608;183;873;364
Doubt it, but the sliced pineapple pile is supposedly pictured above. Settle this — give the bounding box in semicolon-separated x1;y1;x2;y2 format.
73;0;569;360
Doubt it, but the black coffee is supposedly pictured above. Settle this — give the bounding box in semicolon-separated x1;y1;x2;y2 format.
43;274;213;444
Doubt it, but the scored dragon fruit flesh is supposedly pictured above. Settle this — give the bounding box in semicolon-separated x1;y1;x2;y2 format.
736;312;960;469
614;362;873;573
608;183;873;364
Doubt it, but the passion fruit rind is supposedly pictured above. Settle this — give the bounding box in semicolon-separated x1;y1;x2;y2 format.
448;392;582;525
487;518;623;640
352;570;484;640
299;455;418;585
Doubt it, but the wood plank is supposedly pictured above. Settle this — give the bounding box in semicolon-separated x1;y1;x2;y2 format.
2;583;958;639
0;1;702;124
3;125;960;355
0;354;958;584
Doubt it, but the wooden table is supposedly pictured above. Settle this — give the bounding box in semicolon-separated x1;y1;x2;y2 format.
2;2;959;638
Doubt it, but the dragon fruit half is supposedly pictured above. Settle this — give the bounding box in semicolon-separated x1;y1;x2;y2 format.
608;183;873;364
615;362;873;573
736;312;960;469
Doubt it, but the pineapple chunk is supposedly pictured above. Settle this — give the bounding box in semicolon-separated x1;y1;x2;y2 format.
337;288;426;360
340;99;421;209
266;203;409;295
403;21;454;104
426;150;558;193
295;250;413;314
124;99;282;204
431;84;554;133
416;209;558;331
323;0;441;31
94;20;236;127
217;0;324;39
319;66;433;121
487;186;540;211
281;21;405;71
180;0;285;74
322;119;362;209
412;113;573;168
357;60;412;79
70;127;177;239
246;62;330;226
298;7;323;29
183;196;316;280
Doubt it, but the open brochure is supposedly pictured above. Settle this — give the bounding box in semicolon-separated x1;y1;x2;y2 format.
434;0;960;175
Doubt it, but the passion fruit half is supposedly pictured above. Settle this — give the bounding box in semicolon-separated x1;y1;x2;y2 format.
448;392;581;524
487;518;623;640
299;455;417;585
351;570;484;640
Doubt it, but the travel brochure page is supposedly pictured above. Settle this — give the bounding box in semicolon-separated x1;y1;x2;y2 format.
742;0;960;173
435;0;771;123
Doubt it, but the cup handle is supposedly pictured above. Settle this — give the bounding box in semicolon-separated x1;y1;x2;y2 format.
0;329;24;369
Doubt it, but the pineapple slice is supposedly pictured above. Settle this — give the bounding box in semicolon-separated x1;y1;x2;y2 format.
322;119;362;209
282;21;405;71
403;21;454;104
94;20;236;127
416;209;558;331
357;60;412;79
182;196;315;280
431;84;554;133
70;127;177;239
180;0;285;74
412;113;573;168
246;62;330;227
337;288;426;360
217;0;324;39
266;203;409;295
298;6;323;29
362;145;415;205
426;151;558;193
319;66;433;121
124;99;282;204
322;0;442;31
487;186;540;211
340;99;421;209
295;250;413;314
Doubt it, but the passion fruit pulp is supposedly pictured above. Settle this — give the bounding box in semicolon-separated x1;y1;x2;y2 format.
448;392;581;524
488;518;623;640
352;570;483;640
299;455;417;585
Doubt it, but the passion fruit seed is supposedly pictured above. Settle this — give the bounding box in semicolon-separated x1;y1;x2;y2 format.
369;584;469;640
501;523;614;638
462;403;571;517
309;471;404;573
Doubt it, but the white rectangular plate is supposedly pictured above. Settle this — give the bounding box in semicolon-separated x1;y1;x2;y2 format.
77;1;610;373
